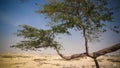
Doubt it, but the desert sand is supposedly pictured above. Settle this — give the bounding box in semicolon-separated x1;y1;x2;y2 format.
0;53;120;68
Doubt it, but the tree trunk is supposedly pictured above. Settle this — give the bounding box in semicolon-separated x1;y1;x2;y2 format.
94;58;100;68
82;27;89;54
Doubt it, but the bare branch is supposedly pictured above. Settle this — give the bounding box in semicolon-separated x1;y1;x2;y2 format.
54;46;86;60
93;43;120;58
54;43;120;60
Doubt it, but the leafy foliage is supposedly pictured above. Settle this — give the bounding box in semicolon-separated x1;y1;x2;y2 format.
11;25;61;51
12;0;120;51
37;0;116;41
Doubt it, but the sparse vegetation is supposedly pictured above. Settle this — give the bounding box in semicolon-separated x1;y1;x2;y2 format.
0;53;120;68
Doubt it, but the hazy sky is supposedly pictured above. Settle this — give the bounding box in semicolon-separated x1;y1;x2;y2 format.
0;0;120;54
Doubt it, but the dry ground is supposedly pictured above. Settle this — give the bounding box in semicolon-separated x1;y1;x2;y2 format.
0;53;120;68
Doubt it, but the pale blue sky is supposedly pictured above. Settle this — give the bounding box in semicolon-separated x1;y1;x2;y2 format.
0;0;120;54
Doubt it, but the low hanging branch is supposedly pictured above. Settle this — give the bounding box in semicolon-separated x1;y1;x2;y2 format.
93;43;120;58
54;46;87;60
54;43;120;60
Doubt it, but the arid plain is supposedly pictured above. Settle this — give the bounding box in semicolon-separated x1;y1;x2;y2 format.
0;53;120;68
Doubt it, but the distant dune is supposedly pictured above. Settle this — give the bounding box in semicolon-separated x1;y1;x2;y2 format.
0;53;120;68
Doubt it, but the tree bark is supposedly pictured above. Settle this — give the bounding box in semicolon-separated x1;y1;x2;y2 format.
54;46;87;60
93;43;120;58
82;27;89;55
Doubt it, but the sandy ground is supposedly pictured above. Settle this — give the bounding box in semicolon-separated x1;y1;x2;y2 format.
0;53;120;68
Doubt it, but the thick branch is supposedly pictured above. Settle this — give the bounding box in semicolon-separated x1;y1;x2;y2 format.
54;43;120;60
93;43;120;58
54;46;86;60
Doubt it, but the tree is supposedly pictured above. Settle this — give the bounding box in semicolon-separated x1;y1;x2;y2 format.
11;0;120;68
